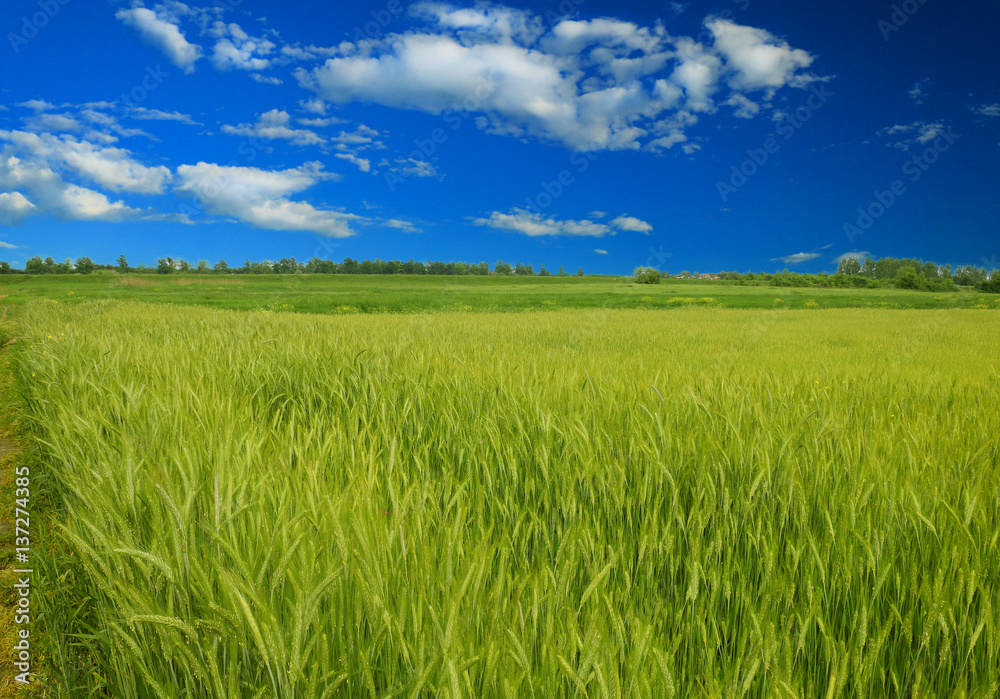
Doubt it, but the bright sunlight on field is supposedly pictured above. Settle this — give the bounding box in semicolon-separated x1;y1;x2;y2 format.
17;300;1000;696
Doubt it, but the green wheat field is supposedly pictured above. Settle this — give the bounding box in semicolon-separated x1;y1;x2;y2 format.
13;296;1000;696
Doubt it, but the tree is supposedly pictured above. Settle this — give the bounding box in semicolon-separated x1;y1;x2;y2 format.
116;255;129;273
26;256;45;274
156;258;174;274
634;267;661;284
56;258;73;273
558;265;565;276
44;257;55;273
196;260;209;274
837;256;862;275
213;259;229;273
860;258;876;278
178;259;191;272
577;268;583;276
894;266;921;289
75;256;96;274
539;265;550;276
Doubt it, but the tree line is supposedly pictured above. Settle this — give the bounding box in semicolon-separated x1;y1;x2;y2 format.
705;256;997;293
2;256;586;277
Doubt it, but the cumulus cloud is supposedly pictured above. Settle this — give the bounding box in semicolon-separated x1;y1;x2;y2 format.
295;4;823;151
706;19;816;92
0;130;171;194
221;109;325;146
116;6;202;73
174;162;360;237
473;209;613;237
0;153;147;222
335;152;371;173
772;252;820;265
0;191;37;225
610;215;653;234
209;21;275;72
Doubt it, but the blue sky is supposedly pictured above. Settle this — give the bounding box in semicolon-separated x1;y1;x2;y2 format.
1;0;997;274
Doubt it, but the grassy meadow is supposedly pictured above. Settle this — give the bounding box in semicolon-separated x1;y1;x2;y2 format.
14;298;1000;696
1;273;996;315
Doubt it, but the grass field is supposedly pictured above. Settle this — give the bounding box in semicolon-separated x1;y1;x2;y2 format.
14;298;1000;696
1;273;996;315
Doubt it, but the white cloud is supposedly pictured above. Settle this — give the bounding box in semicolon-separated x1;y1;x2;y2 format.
16;100;57;112
706;19;816;92
209;21;275;72
0;240;24;249
772;252;820;265
610;215;653;234
130;108;199;125
390;157;437;178
724;93;760;119
0;154;147;222
977;103;1000;118
594;248;609;254
221;109;325;146
385;218;421;233
298;116;348;127
24;113;83;133
588;210;607;218
335;153;371;172
174;161;359;237
908;78;930;104
0;191;36;225
833;251;871;264
878;121;944;151
0;130;171;194
296;4;822;151
474;209;612;237
116;6;202;73
250;73;283;85
298;98;327;115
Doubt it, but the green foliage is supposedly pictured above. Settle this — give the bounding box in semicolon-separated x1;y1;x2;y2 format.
978;278;1000;293
633;267;662;284
75;256;96;274
21;301;1000;696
